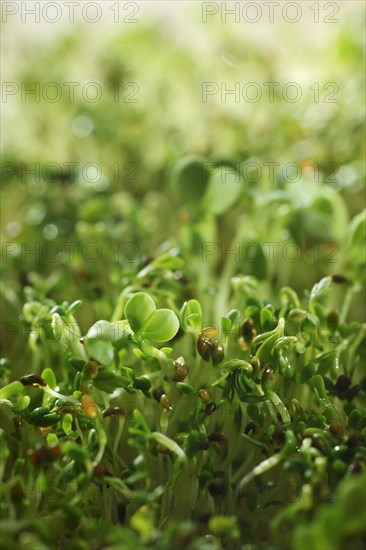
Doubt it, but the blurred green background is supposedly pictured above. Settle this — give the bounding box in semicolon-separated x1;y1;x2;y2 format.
1;2;365;364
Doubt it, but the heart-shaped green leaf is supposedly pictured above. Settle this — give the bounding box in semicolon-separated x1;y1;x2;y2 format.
124;292;180;343
185;299;202;332
170;155;209;205
124;292;156;334
203;165;242;214
141;309;179;342
84;340;114;366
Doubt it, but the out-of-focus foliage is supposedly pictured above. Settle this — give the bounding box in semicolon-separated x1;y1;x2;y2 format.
2;15;365;356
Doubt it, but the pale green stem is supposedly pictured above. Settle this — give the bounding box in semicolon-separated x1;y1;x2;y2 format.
44;386;79;404
237;453;282;493
112;417;126;471
93;425;107;467
339;285;356;324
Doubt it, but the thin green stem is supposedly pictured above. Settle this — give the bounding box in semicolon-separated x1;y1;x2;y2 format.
112;417;126;471
340;285;356;324
237;453;281;492
93;425;107;467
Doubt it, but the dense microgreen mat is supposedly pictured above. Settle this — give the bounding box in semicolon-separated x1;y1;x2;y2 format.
1;240;365;548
